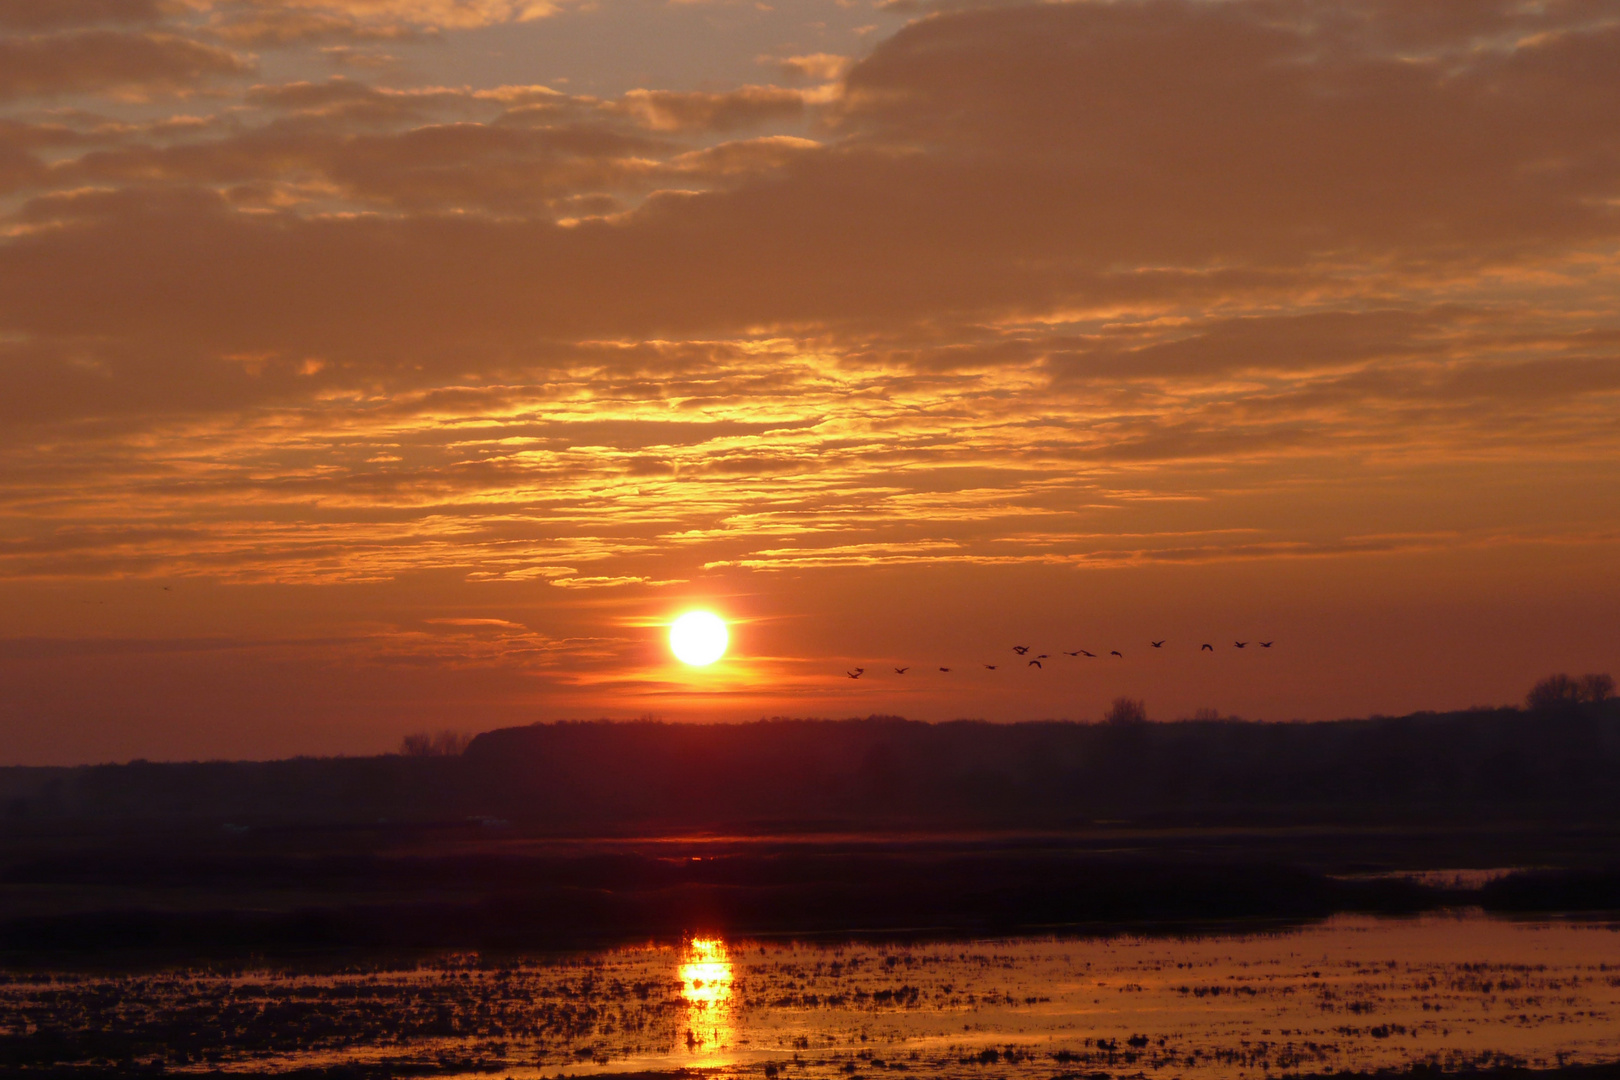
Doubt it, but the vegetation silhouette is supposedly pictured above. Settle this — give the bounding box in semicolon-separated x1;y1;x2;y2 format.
0;673;1614;832
1527;673;1615;712
1105;697;1148;725
0;674;1615;959
399;731;470;757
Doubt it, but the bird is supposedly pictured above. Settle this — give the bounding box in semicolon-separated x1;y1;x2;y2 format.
894;666;909;674
984;664;997;670
939;666;951;672
1028;659;1042;668
1234;641;1247;649
1079;649;1095;658
847;669;864;679
1012;645;1030;655
1064;649;1083;657
1110;650;1123;658
1151;640;1165;648
1259;641;1274;648
1201;643;1214;651
1036;654;1049;660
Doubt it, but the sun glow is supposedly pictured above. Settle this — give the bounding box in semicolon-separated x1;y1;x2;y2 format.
678;936;734;1058
669;610;728;666
679;936;733;1004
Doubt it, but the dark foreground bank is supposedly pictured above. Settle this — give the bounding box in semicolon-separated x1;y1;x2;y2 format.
1;831;1620;957
0;708;1617;957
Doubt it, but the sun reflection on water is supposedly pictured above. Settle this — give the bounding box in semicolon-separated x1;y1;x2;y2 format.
678;936;734;1060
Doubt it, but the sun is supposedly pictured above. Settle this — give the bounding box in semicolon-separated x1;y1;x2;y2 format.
670;610;728;666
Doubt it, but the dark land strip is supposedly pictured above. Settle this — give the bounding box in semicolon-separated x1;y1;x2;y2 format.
0;841;1619;959
6;705;1620;835
0;705;1618;956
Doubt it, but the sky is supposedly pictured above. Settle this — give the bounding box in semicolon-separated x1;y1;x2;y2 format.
2;0;1619;764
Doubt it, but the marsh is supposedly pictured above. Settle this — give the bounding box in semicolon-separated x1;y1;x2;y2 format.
3;913;1617;1078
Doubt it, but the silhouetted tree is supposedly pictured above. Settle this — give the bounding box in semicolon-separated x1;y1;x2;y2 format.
1527;674;1583;711
400;730;471;756
1527;672;1617;711
1580;673;1615;703
1105;697;1148;725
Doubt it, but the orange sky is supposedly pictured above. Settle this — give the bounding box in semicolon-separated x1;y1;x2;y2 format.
2;0;1619;763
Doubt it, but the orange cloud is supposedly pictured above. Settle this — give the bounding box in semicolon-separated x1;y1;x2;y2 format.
4;0;1620;756
0;0;167;32
0;31;251;99
769;52;849;84
613;86;808;133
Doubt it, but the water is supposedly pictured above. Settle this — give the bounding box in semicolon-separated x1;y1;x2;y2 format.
2;912;1617;1076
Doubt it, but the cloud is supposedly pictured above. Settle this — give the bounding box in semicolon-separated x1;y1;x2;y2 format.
241;76;487;122
19;1;1615;329
0;128;48;191
51;122;672;215
207;9;429;46
833;1;1620;265
0;0;166;32
5;0;1620;756
3;0;1620;644
769;52;850;84
663;135;820;179
612;86;807;133
0;31;252;100
1042;310;1455;383
214;0;561;31
32;80;821;216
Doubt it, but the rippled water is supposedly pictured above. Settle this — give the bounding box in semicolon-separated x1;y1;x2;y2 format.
3;912;1618;1076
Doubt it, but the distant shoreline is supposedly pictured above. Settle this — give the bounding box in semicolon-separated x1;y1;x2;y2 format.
4;705;1620;834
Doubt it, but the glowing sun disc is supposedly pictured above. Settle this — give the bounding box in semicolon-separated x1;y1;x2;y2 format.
670;611;728;666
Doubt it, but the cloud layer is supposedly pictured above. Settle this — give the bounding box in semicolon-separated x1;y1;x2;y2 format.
3;0;1619;759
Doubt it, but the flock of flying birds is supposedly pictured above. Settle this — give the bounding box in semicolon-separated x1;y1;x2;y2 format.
846;640;1275;678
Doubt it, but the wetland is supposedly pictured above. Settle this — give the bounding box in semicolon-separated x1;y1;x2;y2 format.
3;913;1618;1078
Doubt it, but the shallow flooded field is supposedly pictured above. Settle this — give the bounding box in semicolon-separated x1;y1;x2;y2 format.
2;912;1618;1077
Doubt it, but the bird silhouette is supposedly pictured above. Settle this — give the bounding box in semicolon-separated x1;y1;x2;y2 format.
1080;649;1096;658
939;666;951;672
1063;649;1083;657
847;669;863;679
1036;654;1049;660
1028;659;1042;668
1151;640;1165;648
894;666;909;674
1234;641;1247;648
1110;650;1123;658
1259;641;1274;648
984;664;997;670
1201;643;1214;651
1012;645;1030;655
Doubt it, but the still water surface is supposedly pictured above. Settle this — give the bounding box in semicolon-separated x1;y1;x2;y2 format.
3;912;1618;1076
